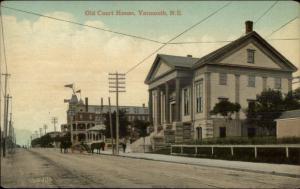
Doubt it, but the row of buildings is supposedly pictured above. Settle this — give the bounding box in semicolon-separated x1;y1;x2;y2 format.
61;21;299;149
61;94;149;143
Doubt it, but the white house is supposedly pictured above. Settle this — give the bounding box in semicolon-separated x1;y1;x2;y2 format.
145;21;297;145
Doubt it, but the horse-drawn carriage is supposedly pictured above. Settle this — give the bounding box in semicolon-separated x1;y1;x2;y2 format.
61;140;106;154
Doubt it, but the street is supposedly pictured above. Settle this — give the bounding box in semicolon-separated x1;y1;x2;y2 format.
1;148;300;188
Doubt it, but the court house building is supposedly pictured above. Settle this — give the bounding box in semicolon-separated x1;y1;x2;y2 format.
145;21;297;143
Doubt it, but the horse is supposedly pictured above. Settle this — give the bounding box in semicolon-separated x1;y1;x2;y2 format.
60;140;72;153
91;142;105;154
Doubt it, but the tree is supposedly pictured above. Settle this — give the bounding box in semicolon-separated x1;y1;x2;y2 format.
104;110;129;139
210;100;241;119
40;134;54;147
132;119;150;152
246;88;300;135
31;137;41;147
283;88;300;110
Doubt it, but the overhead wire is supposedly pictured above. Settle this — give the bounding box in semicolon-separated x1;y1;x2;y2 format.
1;5;164;44
254;1;278;24
125;1;232;74
266;16;299;38
0;6;7;73
1;3;298;76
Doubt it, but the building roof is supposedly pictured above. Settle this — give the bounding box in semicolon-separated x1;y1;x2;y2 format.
70;94;79;104
277;109;300;120
193;31;297;71
158;54;198;68
87;124;106;131
145;30;298;84
79;104;148;115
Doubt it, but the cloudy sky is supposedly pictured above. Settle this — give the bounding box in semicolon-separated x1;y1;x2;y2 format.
0;1;299;145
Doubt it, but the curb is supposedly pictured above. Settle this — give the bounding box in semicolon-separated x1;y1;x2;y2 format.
99;152;300;178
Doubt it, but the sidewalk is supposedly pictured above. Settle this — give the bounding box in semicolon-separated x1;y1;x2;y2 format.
100;149;300;178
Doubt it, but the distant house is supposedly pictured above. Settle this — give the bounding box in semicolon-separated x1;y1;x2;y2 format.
61;95;149;143
145;20;297;145
276;109;300;138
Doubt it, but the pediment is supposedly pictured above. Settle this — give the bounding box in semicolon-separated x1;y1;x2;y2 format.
194;31;297;72
151;60;173;80
218;41;283;69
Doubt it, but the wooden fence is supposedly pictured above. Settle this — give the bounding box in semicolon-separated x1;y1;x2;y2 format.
170;144;300;158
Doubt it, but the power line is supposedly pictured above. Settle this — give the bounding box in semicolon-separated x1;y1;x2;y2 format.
168;38;299;44
266;16;299;38
0;7;8;73
254;1;278;24
1;5;163;44
125;2;232;74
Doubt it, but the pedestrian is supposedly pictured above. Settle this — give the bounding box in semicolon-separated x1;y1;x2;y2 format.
121;138;127;153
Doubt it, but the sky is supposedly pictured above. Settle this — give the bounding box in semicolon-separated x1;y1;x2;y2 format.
0;1;299;145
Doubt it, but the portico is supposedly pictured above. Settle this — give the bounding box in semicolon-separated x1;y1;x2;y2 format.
148;73;193;132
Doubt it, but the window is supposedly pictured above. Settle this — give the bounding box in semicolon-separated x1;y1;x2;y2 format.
218;97;228;102
248;75;256;87
219;73;227;85
274;78;281;89
195;80;203;113
247;99;256;107
247;49;255;63
183;88;190;115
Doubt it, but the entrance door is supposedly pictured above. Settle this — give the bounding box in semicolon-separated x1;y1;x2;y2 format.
220;127;226;138
170;103;176;122
248;128;256;137
196;127;202;140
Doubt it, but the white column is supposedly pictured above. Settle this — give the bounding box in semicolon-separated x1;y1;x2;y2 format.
153;91;157;134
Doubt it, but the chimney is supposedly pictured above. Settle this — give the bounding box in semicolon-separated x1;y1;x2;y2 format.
187;54;192;57
85;97;88;112
245;20;253;34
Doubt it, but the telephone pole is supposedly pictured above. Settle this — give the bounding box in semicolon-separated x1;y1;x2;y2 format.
108;97;114;155
43;124;48;135
2;73;10;157
109;72;126;155
39;128;43;138
51;117;58;132
30;135;33;148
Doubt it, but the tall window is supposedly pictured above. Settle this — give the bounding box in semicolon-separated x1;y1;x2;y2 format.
274;77;281;89
247;49;255;63
183;88;189;115
219;73;227;85
195;80;203;113
248;75;256;87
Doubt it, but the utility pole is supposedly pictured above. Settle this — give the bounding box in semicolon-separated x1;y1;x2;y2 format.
108;97;114;155
2;73;10;157
8;111;12;154
39;128;43;138
109;72;126;155
30;135;33;148
3;94;11;157
8;95;13;154
43;124;48;135
51;117;58;132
